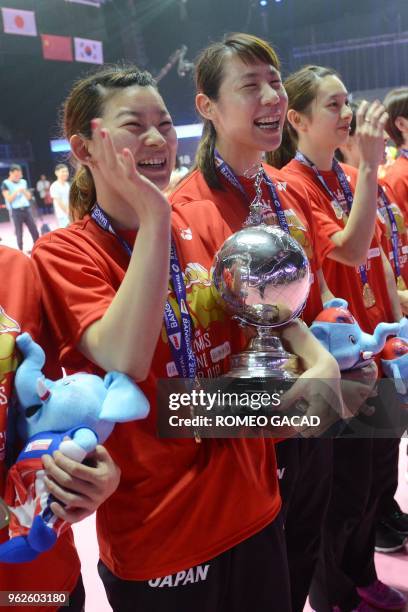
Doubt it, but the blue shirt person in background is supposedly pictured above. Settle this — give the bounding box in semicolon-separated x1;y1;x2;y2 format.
2;164;39;252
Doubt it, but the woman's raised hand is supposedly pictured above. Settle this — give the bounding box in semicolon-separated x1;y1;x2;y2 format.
356;100;389;169
89;119;170;224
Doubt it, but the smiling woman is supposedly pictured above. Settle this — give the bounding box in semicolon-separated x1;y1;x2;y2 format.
64;68;177;225
269;64;407;612
28;63;296;612
169;32;343;612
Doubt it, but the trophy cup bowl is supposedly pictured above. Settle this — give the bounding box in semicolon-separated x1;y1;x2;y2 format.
212;225;311;378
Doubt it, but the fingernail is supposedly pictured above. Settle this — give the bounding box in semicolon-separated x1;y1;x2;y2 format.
91;119;98;130
101;129;106;139
42;454;50;466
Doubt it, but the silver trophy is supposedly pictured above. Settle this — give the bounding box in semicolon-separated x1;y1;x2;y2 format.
212;169;311;378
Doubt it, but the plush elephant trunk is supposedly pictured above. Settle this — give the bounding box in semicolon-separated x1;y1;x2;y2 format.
361;322;401;356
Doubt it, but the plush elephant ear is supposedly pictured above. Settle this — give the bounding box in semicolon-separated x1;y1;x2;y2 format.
100;371;150;422
310;324;330;352
323;298;349;310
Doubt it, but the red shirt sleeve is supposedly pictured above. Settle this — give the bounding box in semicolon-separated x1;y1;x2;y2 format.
32;233;116;363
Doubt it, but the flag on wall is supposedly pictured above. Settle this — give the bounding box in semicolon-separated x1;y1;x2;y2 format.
1;8;37;36
41;34;73;62
74;37;103;64
65;0;101;7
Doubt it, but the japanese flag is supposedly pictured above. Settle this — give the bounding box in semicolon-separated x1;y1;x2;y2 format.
1;8;37;37
74;37;103;64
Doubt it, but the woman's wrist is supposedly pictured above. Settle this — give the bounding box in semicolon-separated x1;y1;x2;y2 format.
357;160;380;176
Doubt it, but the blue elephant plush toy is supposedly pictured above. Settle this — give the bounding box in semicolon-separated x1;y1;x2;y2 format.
310;299;406;371
0;332;149;564
381;336;408;401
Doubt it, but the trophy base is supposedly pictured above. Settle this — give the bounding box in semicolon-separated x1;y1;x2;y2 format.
228;350;300;378
227;331;301;379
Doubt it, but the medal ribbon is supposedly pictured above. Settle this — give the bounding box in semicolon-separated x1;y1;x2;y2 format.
295;151;370;288
214;150;291;234
90;203;196;379
214;150;309;320
377;186;403;280
399;149;408;160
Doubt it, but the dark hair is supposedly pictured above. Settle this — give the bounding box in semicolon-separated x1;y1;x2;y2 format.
55;163;68;172
383;87;408;148
267;65;339;169
194;32;280;189
9;163;22;172
63;65;156;220
334;99;359;163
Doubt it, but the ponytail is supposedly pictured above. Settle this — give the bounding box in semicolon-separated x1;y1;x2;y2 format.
194;120;223;190
266;122;298;169
69;165;96;221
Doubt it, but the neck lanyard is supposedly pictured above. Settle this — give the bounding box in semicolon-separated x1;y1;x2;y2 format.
90;203;196;380
295;151;375;308
214;150;310;320
214;150;290;234
377;187;406;289
399;149;408;160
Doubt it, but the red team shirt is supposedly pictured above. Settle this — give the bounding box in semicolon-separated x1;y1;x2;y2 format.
381;156;408;286
377;180;408;288
283;160;394;333
170;164;324;325
0;247;80;611
32;211;281;581
383;155;408;219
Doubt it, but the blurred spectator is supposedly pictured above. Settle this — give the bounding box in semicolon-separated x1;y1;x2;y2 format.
1;164;39;251
50;163;70;228
36;174;51;213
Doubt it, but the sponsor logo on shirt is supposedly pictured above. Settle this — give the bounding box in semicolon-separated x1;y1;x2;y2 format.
277;467;286;480
276;181;287;192
148;564;210;588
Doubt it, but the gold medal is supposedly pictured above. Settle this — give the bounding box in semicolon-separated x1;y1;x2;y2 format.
362;283;376;308
397;275;407;291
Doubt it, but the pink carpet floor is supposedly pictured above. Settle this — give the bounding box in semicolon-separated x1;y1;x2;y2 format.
73;442;408;612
